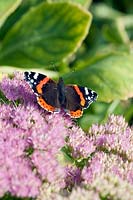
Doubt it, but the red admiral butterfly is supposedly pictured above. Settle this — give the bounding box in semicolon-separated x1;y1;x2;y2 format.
24;72;98;118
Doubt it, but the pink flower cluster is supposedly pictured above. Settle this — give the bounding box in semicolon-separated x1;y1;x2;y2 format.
0;73;71;197
0;101;73;197
66;115;133;187
0;72;132;200
0;72;35;104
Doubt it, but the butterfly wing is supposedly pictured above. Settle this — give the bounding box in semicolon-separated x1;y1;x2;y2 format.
76;86;98;108
65;85;98;118
24;72;60;112
65;86;83;118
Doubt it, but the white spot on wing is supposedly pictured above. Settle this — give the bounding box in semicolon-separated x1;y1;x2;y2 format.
34;73;39;80
85;87;89;95
30;79;34;83
86;96;91;100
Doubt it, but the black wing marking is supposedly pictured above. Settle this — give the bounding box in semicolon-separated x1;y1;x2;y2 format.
24;71;47;94
77;86;98;109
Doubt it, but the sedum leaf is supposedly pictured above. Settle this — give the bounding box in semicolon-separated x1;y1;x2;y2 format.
0;0;44;40
0;65;58;79
0;2;92;68
0;0;22;28
70;0;92;8
47;0;92;8
63;52;133;102
91;3;123;20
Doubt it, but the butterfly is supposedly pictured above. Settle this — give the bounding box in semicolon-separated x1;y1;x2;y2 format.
24;72;98;118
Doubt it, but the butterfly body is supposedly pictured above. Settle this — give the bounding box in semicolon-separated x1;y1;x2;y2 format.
24;72;98;118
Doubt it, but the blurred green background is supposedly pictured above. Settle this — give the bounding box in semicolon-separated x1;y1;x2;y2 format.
0;0;133;130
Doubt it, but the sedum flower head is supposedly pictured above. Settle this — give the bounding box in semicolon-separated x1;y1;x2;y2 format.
0;72;35;104
0;101;72;197
0;73;72;197
91;171;133;200
37;183;100;200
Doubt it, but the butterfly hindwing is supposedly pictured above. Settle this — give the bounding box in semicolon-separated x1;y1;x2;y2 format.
65;85;83;118
65;85;97;118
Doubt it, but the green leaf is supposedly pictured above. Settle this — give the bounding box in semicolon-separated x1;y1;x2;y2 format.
0;0;44;40
69;0;92;8
103;14;133;44
103;19;130;44
121;15;133;29
92;3;123;20
0;0;22;28
0;2;92;68
0;66;58;78
0;193;32;200
47;0;92;8
63;52;133;102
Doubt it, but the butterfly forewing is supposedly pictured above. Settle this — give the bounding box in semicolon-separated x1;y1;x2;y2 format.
24;72;60;112
41;80;60;108
24;71;47;95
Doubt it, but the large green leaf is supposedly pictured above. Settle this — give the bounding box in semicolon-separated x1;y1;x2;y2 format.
103;15;133;44
48;0;92;8
63;52;133;102
0;0;22;27
0;0;44;40
103;20;129;44
0;66;58;79
71;0;92;7
91;3;123;20
0;2;92;68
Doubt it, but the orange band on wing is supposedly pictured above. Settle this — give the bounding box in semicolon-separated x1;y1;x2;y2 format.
37;96;55;112
36;77;50;94
73;85;85;106
69;109;83;118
